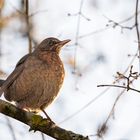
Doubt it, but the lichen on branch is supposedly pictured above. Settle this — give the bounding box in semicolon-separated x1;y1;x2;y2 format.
0;99;89;140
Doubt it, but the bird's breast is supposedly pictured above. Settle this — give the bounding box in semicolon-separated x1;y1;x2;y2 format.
8;52;65;107
24;52;65;90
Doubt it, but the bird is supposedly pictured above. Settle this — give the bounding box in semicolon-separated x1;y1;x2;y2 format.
0;37;70;120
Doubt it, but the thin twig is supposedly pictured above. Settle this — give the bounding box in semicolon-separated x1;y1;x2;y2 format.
58;87;110;124
5;117;17;140
79;26;110;39
97;89;125;138
101;90;125;135
120;10;140;24
73;0;85;74
0;0;4;67
104;15;136;32
135;0;140;72
97;84;140;93
29;9;48;17
41;133;45;140
7;1;48;18
25;0;32;53
79;10;140;39
124;49;138;73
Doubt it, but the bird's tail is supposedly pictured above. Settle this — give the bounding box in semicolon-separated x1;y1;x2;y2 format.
0;79;5;97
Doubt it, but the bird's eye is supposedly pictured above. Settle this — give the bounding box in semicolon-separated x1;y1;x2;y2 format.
49;41;56;46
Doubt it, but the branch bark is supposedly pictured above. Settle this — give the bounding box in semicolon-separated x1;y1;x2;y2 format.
0;99;89;140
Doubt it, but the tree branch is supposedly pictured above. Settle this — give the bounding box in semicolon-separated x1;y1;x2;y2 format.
97;84;140;93
0;99;89;140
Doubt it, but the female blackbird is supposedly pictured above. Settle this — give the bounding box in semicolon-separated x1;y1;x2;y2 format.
0;37;70;115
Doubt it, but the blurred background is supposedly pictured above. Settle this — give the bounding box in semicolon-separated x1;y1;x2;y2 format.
0;0;140;139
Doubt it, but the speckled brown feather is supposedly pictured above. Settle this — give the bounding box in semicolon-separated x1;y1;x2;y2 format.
1;38;70;112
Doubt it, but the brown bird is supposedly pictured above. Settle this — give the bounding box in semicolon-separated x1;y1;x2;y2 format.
0;37;70;119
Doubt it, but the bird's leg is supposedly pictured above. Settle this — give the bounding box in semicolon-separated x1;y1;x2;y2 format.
41;109;55;124
0;80;5;97
0;79;5;86
0;88;3;97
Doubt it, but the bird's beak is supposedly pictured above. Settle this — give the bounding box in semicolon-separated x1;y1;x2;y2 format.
55;39;71;53
58;39;71;47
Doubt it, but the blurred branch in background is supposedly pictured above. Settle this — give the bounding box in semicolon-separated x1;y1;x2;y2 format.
68;0;90;75
0;0;4;58
79;10;140;39
135;0;140;72
40;133;45;140
97;89;125;138
5;117;17;140
58;87;110;125
104;15;136;33
0;2;17;140
24;0;32;53
0;0;4;69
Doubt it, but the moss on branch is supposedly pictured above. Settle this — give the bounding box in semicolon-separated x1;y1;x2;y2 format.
0;99;89;140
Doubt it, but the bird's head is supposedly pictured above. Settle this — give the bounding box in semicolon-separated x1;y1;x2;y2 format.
36;37;70;53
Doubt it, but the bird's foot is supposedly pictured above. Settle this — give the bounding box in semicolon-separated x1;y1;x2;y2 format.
41;109;56;125
29;114;56;132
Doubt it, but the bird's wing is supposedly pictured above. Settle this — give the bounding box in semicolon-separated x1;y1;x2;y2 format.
0;80;5;86
16;54;30;67
0;54;31;96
